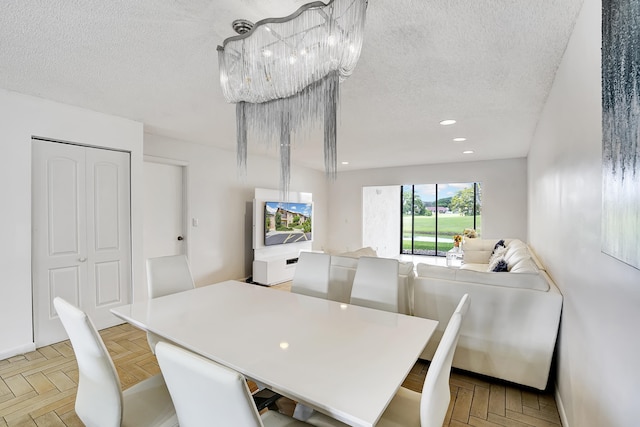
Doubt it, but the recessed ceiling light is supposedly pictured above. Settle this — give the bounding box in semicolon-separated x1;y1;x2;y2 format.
341;161;349;165
463;150;474;154
453;137;467;142
439;119;456;126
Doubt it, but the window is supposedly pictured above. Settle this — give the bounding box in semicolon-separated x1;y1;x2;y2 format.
402;183;482;256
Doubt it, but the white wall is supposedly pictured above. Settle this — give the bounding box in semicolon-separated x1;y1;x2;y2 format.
362;185;401;257
143;134;329;285
0;89;144;359
327;158;528;253
528;0;640;425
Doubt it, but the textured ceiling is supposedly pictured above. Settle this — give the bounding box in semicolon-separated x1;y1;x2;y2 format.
0;0;584;172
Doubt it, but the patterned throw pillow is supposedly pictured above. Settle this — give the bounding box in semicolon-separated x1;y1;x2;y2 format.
492;239;506;253
492;259;509;272
487;245;507;271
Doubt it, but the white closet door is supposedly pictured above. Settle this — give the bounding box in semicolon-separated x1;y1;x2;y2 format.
84;146;131;329
32;140;131;346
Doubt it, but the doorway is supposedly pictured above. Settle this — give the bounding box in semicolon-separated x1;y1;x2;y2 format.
143;157;189;286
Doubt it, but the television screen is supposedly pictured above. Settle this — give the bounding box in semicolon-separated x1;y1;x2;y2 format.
264;201;312;246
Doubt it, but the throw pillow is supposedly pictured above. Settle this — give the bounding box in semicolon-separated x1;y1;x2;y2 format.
492;239;506;252
492;259;509;272
487;245;507;271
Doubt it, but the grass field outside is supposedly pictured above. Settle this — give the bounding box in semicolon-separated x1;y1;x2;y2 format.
402;214;481;254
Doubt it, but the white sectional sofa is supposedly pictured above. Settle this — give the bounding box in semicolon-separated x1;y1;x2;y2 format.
327;247;415;315
413;238;563;390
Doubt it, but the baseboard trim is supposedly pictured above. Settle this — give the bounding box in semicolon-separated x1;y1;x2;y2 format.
0;342;36;360
555;382;569;427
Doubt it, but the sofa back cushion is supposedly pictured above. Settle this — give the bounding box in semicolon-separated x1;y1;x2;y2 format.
417;261;549;291
461;238;497;264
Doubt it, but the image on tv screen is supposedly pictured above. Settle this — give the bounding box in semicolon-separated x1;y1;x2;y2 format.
264;201;312;246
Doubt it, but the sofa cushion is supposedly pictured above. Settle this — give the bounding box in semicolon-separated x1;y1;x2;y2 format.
330;255;359;269
454;268;549;290
509;257;538;273
505;248;531;269
398;261;415;275
337;246;378;259
462;238;499;264
416;263;456;280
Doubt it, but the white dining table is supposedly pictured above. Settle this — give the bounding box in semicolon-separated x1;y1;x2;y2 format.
110;280;438;427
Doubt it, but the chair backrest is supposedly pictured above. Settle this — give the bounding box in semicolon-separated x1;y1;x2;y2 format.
350;256;399;312
146;254;195;299
146;255;196;352
420;293;470;427
155;342;264;427
53;297;123;427
291;252;331;299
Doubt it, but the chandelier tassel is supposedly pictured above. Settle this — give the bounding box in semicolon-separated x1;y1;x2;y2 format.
280;112;291;199
324;71;339;180
236;102;247;176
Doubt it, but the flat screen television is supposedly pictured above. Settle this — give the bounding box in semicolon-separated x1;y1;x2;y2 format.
264;201;312;246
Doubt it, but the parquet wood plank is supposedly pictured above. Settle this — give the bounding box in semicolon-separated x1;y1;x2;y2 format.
0;391;38;415
24;372;56;395
5;413;37;427
33;411;66;427
504;409;561;426
50;344;74;359
37;348;61;361
57;411;82;427
521;390;540;410
0;356;65;379
451;385;474;424
443;389;456;426
27;391;75;420
521;406;561;424
470;385;490;420
450;375;478;391
505;386;522;413
0;394;17;405
488;384;506;417
4;374;34;397
467;415;504;427
0;379;11;397
486;412;533;427
44;371;75;392
23;351;45;362
53;400;75;417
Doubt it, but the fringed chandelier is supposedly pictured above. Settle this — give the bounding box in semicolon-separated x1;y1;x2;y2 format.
217;0;368;196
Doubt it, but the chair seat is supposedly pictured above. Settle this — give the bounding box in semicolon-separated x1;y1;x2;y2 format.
122;374;179;427
261;410;314;426
376;387;421;427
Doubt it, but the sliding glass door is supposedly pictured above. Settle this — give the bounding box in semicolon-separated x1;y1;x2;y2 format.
402;182;482;256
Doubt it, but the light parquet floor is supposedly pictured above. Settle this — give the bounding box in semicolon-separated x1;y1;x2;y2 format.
0;282;562;427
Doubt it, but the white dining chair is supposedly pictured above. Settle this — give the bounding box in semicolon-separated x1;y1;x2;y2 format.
291;252;331;299
306;294;471;427
349;256;399;313
53;297;178;427
155;341;312;427
146;254;196;353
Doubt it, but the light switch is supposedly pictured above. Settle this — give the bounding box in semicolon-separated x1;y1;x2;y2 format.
192;218;199;227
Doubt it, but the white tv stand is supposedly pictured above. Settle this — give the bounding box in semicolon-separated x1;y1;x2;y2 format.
252;252;300;286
